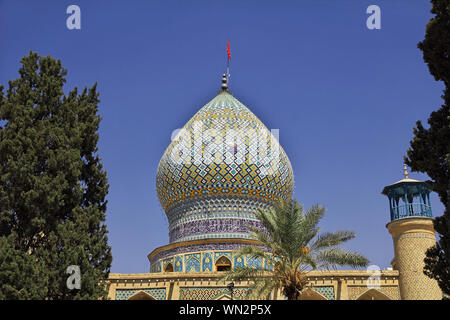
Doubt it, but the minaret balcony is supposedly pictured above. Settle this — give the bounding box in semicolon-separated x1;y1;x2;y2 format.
390;203;432;221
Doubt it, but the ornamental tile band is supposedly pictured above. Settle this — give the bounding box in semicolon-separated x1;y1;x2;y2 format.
115;288;166;300
180;287;249;300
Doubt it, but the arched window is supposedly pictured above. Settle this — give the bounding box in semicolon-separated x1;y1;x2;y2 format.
215;256;231;271
164;263;174;272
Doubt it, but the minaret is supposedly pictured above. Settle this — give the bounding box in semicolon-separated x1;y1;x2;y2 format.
381;164;442;300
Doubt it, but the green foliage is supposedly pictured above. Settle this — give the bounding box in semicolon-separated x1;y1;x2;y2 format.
406;0;450;297
418;0;450;85
0;52;112;299
0;233;48;299
221;199;369;300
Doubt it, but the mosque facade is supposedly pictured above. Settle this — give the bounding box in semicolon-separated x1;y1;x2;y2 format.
105;76;442;300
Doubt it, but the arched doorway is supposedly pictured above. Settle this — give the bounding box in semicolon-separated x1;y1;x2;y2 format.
164;262;174;272
215;256;232;271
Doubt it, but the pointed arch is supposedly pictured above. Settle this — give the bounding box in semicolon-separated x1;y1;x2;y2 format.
215;256;232;271
356;288;391;300
164;262;174;272
128;291;156;300
299;288;328;300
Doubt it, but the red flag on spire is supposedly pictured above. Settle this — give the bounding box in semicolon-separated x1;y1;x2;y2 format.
227;40;231;61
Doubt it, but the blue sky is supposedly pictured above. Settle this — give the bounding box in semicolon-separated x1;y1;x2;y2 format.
0;0;445;273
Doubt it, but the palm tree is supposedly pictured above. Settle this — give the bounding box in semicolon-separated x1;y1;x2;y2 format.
222;199;369;300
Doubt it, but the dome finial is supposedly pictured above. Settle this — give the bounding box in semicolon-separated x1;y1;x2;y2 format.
403;163;409;179
221;73;228;91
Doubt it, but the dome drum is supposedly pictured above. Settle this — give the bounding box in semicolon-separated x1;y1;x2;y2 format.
169;217;264;243
166;195;273;243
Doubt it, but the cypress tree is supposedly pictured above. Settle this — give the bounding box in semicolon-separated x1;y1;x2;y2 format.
0;51;112;299
405;0;450;298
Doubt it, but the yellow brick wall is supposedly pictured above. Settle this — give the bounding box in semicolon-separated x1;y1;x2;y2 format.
388;218;442;300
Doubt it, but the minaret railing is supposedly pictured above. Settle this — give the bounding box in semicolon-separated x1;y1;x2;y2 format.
390;203;432;221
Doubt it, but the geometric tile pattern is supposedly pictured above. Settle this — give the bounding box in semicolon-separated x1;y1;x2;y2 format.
180;287;248;300
167;198;269;243
379;286;401;300
152;260;161;273
174;256;183;272
347;286;368;300
151;250;271;273
115;288;166;300
156;90;294;243
313;286;335;300
247;256;263;269
347;286;400;300
185;253;201;272
234;255;245;268
149;242;268;268
202;252;213;272
393;231;441;299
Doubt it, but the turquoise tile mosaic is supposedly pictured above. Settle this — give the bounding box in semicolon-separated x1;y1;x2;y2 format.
313;286;335;300
115;288;166;300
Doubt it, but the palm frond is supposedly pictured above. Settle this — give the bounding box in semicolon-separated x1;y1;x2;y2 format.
245;225;273;247
315;247;369;269
299;205;326;246
220;265;268;283
271;200;304;261
246;276;280;300
295;254;317;271
236;245;268;260
254;207;277;236
310;231;356;251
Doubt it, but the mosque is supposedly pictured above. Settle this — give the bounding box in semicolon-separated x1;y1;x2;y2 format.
105;75;442;300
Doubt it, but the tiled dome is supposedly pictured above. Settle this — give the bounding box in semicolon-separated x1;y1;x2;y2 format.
156;77;294;243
